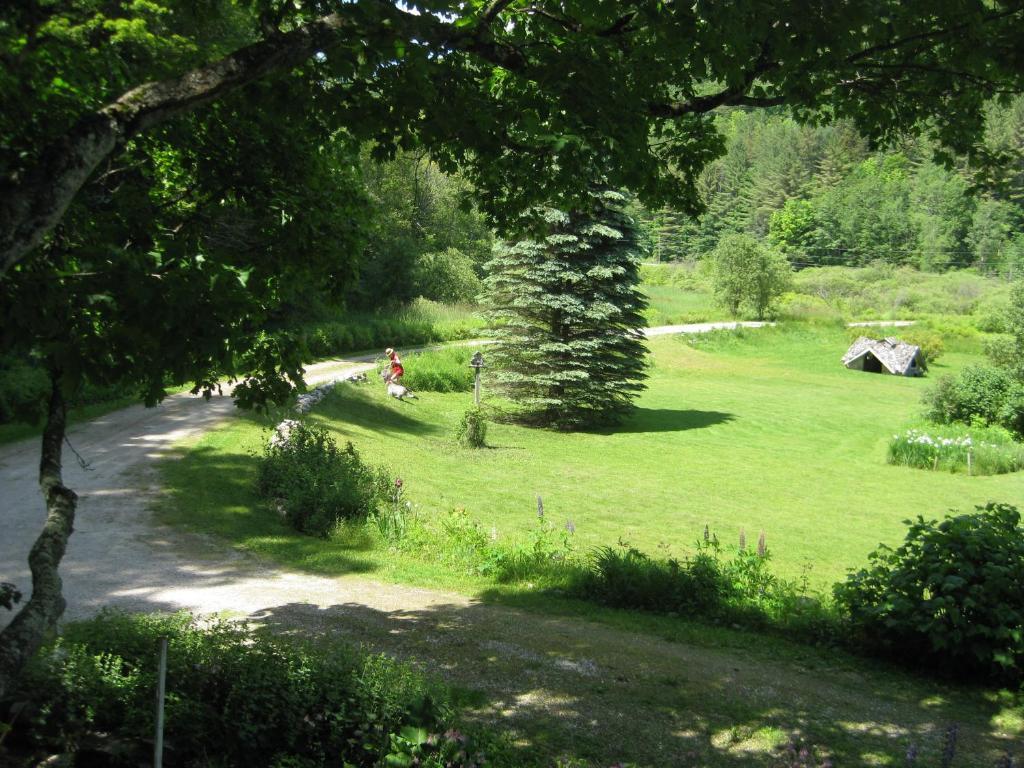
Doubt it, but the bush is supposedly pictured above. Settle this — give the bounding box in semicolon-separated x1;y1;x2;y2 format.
455;407;487;447
413;247;483;304
834;503;1024;682
573;544;733;616
899;328;944;366
257;422;390;537
887;425;1024;474
922;365;1024;436
11;612;481;767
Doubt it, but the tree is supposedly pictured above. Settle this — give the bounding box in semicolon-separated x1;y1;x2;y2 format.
0;2;369;697
483;189;648;428
987;280;1024;381
3;0;1024;696
710;233;792;320
4;1;1024;276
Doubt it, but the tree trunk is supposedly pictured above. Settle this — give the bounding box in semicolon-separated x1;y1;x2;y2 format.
0;373;77;700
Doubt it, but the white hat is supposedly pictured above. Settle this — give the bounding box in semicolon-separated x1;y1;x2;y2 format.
385;347;394;355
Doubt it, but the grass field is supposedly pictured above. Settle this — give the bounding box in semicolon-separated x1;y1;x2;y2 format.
156;321;1024;765
159;323;1023;592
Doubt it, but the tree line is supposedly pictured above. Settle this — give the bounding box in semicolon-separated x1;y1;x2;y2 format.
634;100;1024;275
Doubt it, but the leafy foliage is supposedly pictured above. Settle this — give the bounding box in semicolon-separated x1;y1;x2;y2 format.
708;233;792;319
257;422;390;537
484;189;649;428
986;280;1024;380
922;365;1024;437
634;102;1024;275
11;612;482;767
454;407;487;448
834;503;1024;681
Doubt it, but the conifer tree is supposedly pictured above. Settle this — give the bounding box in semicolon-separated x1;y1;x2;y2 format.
483;190;648;429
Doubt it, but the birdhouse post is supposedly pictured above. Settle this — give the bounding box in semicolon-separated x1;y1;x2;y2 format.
469;351;486;406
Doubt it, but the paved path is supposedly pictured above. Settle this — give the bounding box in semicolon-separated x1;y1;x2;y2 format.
5;320;981;767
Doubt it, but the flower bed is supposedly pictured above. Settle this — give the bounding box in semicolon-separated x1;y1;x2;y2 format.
887;426;1024;475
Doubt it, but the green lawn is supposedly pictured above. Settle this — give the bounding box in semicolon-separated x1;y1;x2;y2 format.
156;322;1024;766
160;323;1022;592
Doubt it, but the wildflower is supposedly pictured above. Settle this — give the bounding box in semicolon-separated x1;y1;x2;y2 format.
739;527;746;551
757;530;766;557
536;494;544;519
566;519;576;534
395;477;403;489
703;524;710;542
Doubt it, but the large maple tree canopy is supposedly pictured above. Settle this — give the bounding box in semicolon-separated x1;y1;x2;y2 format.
1;0;1023;274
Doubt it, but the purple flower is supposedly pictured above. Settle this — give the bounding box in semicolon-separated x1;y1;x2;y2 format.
566;519;576;534
395;477;403;489
536;495;544;519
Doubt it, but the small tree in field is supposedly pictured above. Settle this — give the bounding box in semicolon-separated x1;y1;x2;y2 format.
710;233;792;320
484;190;648;429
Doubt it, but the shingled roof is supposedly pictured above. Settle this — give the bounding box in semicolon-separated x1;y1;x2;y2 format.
842;336;924;376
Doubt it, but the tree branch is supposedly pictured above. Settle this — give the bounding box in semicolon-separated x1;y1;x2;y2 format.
0;12;358;278
0;372;77;700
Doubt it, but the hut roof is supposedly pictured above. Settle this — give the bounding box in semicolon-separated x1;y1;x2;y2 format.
842;336;922;375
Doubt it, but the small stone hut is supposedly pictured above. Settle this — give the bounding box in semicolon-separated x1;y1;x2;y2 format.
841;336;925;376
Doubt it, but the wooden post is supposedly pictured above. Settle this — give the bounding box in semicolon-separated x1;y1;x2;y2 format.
154;636;168;768
474;367;481;407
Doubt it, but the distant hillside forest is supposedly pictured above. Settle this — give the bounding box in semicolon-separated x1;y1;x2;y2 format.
630;97;1024;275
337;98;1024;313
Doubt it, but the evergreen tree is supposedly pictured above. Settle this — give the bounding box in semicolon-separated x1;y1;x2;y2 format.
483;190;648;429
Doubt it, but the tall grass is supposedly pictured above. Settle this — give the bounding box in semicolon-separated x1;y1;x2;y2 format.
297;298;484;360
887;425;1024;475
395;347;477;392
791;264;1011;321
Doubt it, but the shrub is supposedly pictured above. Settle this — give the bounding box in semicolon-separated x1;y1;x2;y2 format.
834;502;1024;681
455;407;487;447
13;612;472;767
573;544;733;616
887;425;1024;474
413;247;483;304
899;328;944;366
0;357;48;424
257;422;390;537
922;365;1024;436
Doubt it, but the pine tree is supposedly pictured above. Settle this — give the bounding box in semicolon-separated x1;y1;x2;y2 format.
483;190;649;429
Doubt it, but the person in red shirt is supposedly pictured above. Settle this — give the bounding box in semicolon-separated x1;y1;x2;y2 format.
385;347;404;383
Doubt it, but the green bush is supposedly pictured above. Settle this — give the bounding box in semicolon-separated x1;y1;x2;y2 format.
0;357;48;424
398;348;476;392
455;407;487;447
899;328;944;366
13;612;483;767
257;422;390;537
922;365;1024;436
834;503;1024;682
887;425;1024;474
413;247;483;303
573;544;733;616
